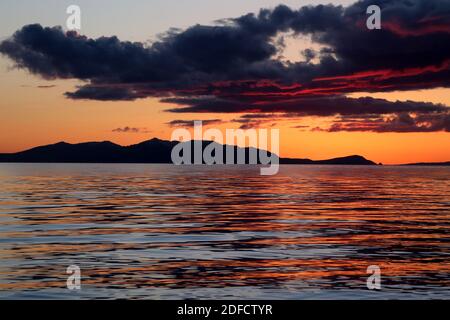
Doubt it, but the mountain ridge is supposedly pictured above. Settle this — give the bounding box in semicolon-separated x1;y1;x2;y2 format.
0;138;379;165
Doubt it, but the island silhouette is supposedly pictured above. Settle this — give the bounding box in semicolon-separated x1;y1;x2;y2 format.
0;138;373;165
0;138;447;166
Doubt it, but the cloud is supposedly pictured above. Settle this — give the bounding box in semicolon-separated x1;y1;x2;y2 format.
112;126;149;133
67;86;142;101
316;112;450;132
231;118;272;130
166;119;224;128
1;0;449;132
164;95;448;117
231;113;288;129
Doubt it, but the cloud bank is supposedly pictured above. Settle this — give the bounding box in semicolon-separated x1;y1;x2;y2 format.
1;0;449;132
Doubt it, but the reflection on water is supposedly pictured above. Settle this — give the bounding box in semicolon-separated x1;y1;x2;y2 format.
0;164;449;299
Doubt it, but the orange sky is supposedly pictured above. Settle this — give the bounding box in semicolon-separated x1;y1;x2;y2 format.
1;59;449;165
0;0;449;165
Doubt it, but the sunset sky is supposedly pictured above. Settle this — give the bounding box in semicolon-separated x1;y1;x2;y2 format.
0;0;449;164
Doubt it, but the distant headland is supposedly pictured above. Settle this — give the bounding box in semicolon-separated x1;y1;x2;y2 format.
0;138;447;166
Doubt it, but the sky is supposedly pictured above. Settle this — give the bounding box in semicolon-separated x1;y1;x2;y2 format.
0;0;449;164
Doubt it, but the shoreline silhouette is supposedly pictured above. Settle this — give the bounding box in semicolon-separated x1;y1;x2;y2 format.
1;138;448;166
0;138;380;165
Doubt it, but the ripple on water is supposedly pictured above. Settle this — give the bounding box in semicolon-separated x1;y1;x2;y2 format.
0;164;449;299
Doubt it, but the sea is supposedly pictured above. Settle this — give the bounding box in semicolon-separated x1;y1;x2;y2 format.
0;163;449;299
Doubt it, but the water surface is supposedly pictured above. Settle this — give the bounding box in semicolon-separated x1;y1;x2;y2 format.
0;164;449;299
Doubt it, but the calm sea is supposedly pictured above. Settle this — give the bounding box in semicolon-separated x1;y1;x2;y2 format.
0;163;449;299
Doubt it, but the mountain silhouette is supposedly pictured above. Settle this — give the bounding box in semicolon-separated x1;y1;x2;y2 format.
280;155;377;165
0;138;377;165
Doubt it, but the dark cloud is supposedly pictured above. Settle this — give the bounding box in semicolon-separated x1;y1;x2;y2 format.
316;112;450;132
1;0;449;132
164;95;448;117
166;119;224;128
231;113;291;129
66;86;142;101
231;118;272;130
112;126;149;133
